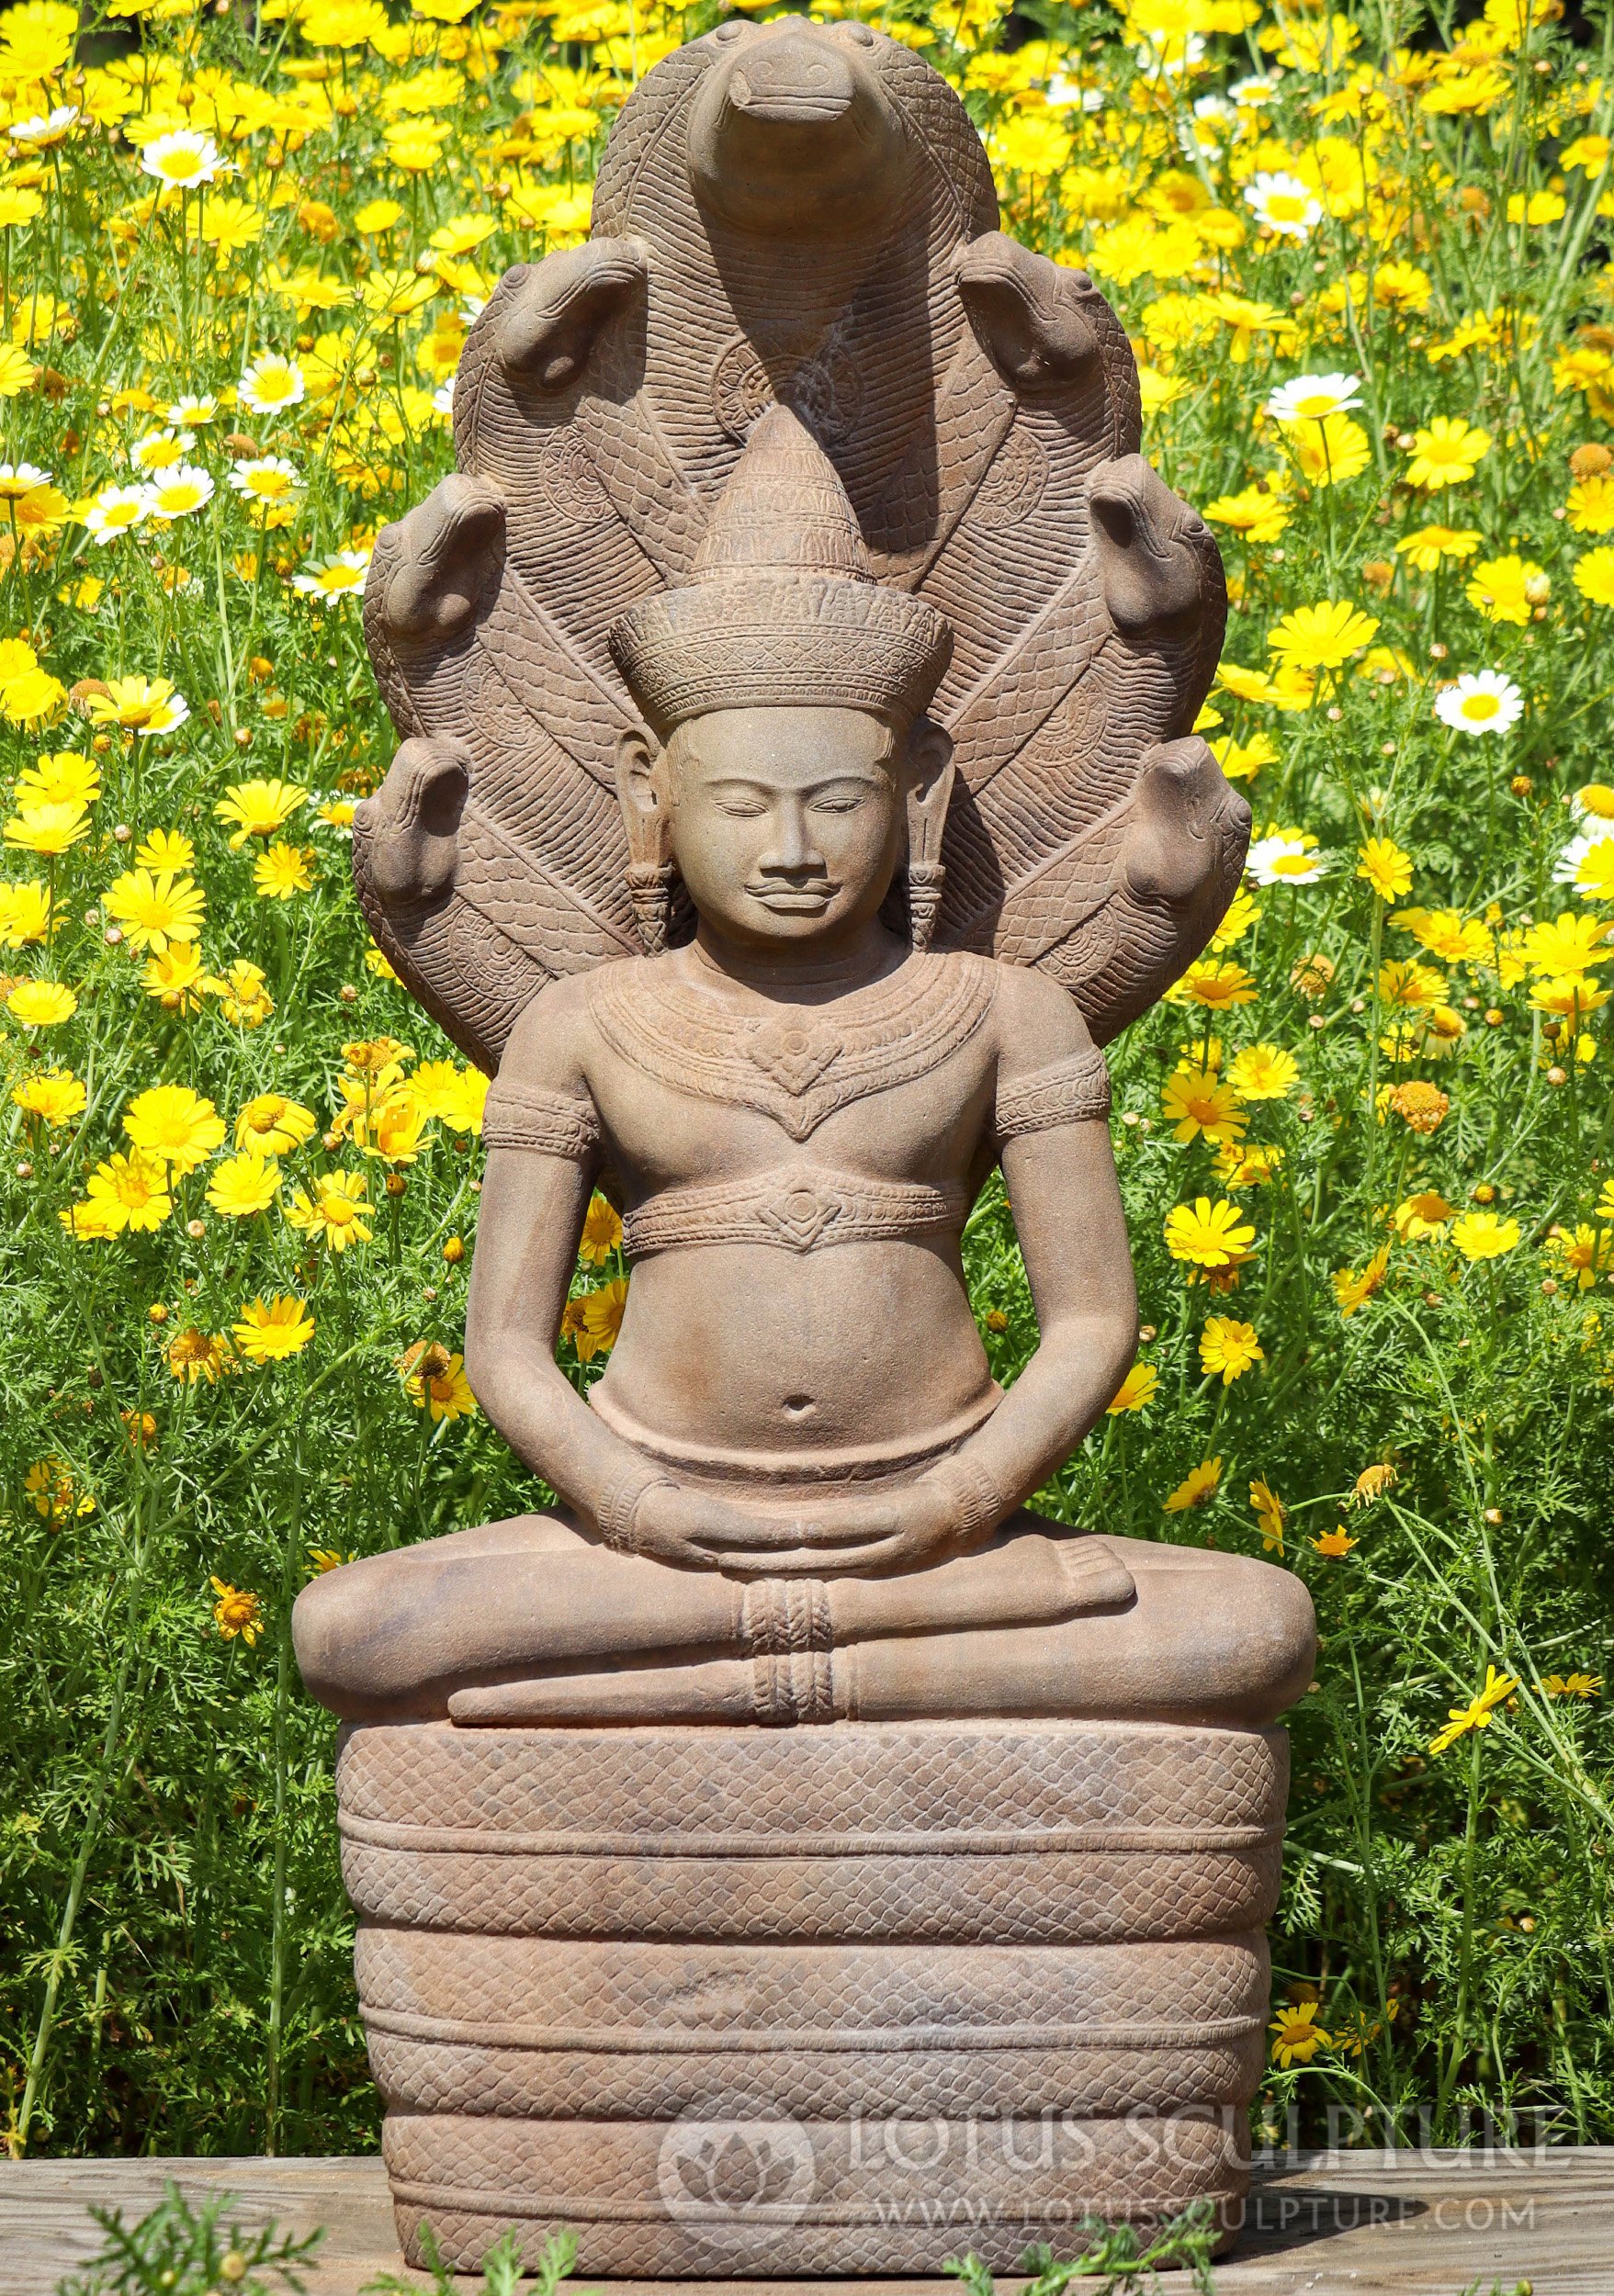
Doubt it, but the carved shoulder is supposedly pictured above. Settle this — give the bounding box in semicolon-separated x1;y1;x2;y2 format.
483;974;604;1159
990;963;1112;1139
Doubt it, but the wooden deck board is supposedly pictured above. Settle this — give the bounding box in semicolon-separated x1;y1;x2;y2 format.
2;2151;1609;2295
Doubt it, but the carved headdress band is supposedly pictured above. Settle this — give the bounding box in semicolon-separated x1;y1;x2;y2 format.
608;405;953;737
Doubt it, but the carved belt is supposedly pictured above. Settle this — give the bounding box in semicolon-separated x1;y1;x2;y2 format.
621;1167;968;1259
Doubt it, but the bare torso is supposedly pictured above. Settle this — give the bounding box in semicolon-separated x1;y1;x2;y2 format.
551;941;1007;1487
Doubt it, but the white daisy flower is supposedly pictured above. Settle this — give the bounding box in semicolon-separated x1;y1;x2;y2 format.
165;395;219;430
1245;171;1323;241
458;297;488;328
0;461;52;501
238;355;306;415
1247;832;1335;885
291;547;372;605
141;689;190;737
82;484;150;545
1134;29;1205;77
140;129;226;189
1266;372;1364;424
1553;826;1614;884
131;429;192;473
228;455;303;507
141;464;215;522
1230;74;1280;107
1433;670;1524;737
10;106;79;150
1045;73;1105;113
432;381;456;419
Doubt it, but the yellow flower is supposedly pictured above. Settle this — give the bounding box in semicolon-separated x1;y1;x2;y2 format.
0;881;59;947
1429;1664;1517;1756
254;841;315;898
26;1455;85;1525
7;978;76;1026
1106;1361;1159;1414
1567;475;1614;535
1394;907;1493;965
1165;1197;1257;1269
1248;1478;1285;1552
1541;1671;1602;1699
1226;1043;1298;1100
1358;838;1413;902
81;1148;174;1234
204;958;274;1028
1529;974;1611;1020
1270;2000;1330;2066
1545;1224;1614;1290
134;827;194;872
1289;412;1371;489
1176;959;1258;1008
1465;554;1548;626
1349;1462;1398;1507
105;868;205;953
307;1547;349;1575
566;1276;628;1363
1160;1066;1247;1145
213;777;307;849
13;1066;84;1126
167;1326;232;1384
123;1084;224;1174
1384;1079;1450;1133
1199;1316;1264;1385
1450;1210;1520;1260
4;798;89;856
141;943;209;1013
1379;958;1448;1010
1514;907;1574;984
1267;598;1380;670
205;1152;281;1218
209;1577;263;1646
84;674;188;737
1573;546;1614;608
284;1169;372;1251
17;751;98;808
579;1191;624;1266
1392;1190;1454;1241
1394;524;1482;572
231;1296;316;1363
1334;1243;1392;1315
235;1093;317;1154
1404;417;1491;489
1164;1457;1223;1513
1208;732;1279;782
1311;1527;1358;1558
1203;482;1291;543
398;1340;479;1423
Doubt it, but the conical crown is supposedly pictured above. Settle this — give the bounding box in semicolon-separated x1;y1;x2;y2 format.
610;406;951;737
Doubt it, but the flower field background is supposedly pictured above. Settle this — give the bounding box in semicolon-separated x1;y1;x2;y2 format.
2;0;1614;2167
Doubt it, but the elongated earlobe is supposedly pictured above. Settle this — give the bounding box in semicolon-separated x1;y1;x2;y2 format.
615;726;677;955
904;717;955;951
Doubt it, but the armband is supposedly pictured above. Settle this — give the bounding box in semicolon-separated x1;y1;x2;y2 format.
593;1461;669;1555
482;1077;601;1159
995;1045;1111;1139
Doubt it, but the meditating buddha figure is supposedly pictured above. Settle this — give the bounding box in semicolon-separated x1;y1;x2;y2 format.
294;411;1315;1730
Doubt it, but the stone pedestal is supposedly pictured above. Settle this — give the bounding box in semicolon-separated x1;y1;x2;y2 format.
336;1720;1288;2274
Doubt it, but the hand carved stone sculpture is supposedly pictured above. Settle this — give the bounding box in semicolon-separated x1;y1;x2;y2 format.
295;14;1315;2271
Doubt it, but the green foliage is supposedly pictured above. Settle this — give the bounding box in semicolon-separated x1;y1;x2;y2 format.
365;2224;598;2296
53;2182;320;2296
945;2201;1219;2296
0;0;1612;2174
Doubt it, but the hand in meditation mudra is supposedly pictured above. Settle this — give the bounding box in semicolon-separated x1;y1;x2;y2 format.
296;407;1313;1732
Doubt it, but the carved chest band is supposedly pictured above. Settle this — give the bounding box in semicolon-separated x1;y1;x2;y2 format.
621;1166;968;1259
587;951;998;1142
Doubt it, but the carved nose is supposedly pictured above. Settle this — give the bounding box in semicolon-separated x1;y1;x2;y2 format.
727;34;857;123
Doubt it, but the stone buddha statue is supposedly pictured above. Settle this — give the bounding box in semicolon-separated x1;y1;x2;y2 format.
295;19;1316;2269
294;405;1313;1733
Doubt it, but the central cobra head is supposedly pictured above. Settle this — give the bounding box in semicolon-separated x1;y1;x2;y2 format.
687;16;909;237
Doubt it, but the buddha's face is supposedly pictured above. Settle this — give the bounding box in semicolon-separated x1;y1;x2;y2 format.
659;705;910;950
